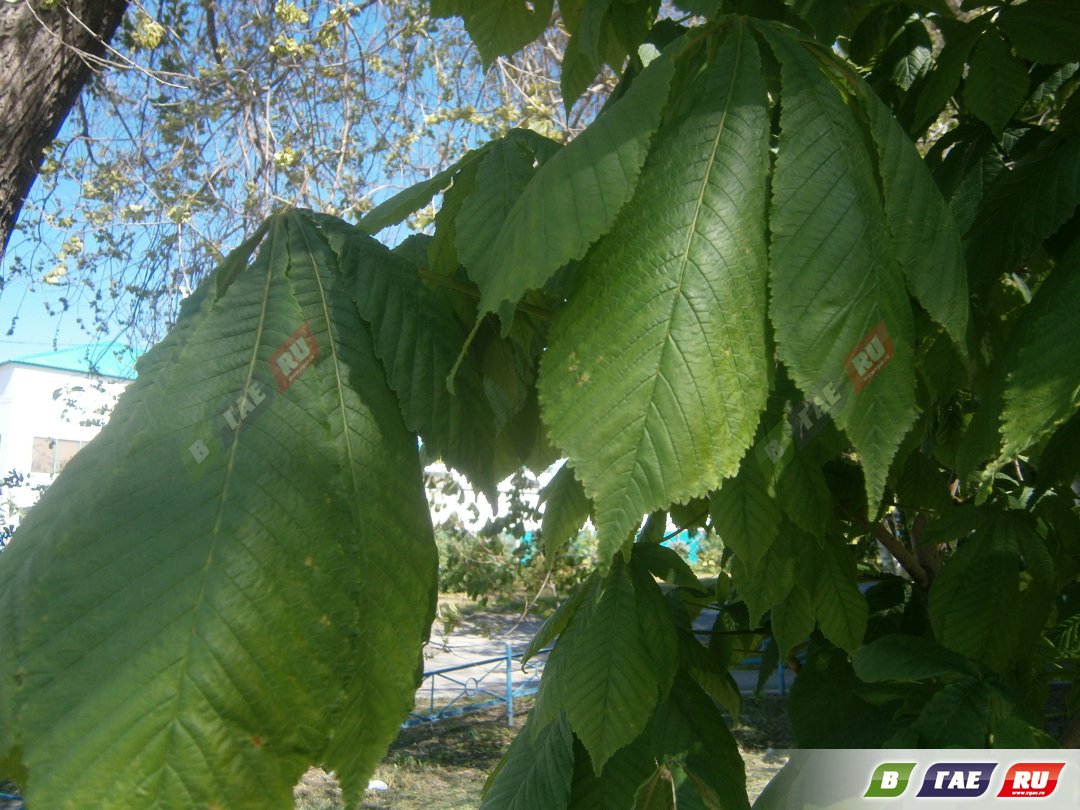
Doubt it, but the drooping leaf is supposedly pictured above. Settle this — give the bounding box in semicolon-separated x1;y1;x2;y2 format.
852;634;976;682
433;0;555;66
541;462;594;561
712;452;783;568
788;645;901;747
428;158;482;277
997;0;1080;64
775;452;832;538
456;137;538;280
332;226;502;495
648;672;751;810
908;678;991;747
862;88;969;347
962;29;1030;138
903;18;982;137
0;211;438;808
632;541;701;590
525;574;598;668
731;525;801;626
568;732;654;810
884;18;933;91
771;584;816;660
474;36;684;317
965;135;1080;284
678;631;742;719
812;538;868;653
529;572;601;736
628;553;681;696
959;245;1080;479
358;147;488;234
562;560;667;773
763;28;916;516
997;247;1080;462
480;711;575;810
543;26;771;557
929;521;1022;672
633;763;677;810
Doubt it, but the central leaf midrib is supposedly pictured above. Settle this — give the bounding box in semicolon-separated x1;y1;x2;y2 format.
621;29;752;519
156;213;282;788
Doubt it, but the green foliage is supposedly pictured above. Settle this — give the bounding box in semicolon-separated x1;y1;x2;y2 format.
0;212;438;807
4;0;1080;806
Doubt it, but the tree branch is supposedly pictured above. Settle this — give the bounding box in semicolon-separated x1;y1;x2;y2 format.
872;520;930;588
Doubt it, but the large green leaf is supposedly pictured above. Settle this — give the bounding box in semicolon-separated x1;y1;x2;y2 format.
959;245;1080;479
633;765;677;810
473;38;684;317
562;560;668;773
432;0;555;66
731;525;800;626
456;137;538;280
541;462;594;561
358;147;488;234
788;645;901;747
997;0;1080;64
902;16;983;135
763;28;916;516
771;585;816;660
775;453;831;538
570;671;748;810
998;250;1080;465
541;25;771;555
965;134;1080;284
812;538;868;653
909;678;991;747
568;733;654;810
480;712;575;810
862;88;969;347
330;226;502;494
711;452;783;567
649;672;750;810
929;520;1022;672
0;211;438;808
852;634;976;682
524;573;599;665
962;29;1030;138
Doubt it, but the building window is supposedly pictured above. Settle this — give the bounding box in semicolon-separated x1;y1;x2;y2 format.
31;437;83;476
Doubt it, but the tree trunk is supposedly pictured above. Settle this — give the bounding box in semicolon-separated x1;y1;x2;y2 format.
0;0;128;259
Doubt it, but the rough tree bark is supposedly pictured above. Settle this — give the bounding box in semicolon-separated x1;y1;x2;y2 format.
0;0;129;259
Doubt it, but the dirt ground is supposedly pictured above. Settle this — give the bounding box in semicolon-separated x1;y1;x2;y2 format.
295;694;794;810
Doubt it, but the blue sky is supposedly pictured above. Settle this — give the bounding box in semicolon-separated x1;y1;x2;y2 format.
0;271;110;361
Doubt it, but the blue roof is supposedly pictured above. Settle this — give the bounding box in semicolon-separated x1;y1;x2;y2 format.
2;344;140;380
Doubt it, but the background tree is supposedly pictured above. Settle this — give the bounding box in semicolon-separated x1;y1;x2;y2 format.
1;0;612;347
0;0;128;256
2;0;1080;808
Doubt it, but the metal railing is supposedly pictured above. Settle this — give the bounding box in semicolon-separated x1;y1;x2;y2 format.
405;642;551;728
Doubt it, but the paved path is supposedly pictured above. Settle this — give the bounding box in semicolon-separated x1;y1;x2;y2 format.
410;611;547;722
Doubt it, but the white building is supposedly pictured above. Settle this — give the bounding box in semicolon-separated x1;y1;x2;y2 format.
0;345;136;530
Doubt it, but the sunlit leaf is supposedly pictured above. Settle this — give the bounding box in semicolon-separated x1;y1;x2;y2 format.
541;26;770;555
0;212;438;808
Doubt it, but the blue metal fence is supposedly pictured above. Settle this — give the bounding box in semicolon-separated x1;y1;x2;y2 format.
405;642;551;728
